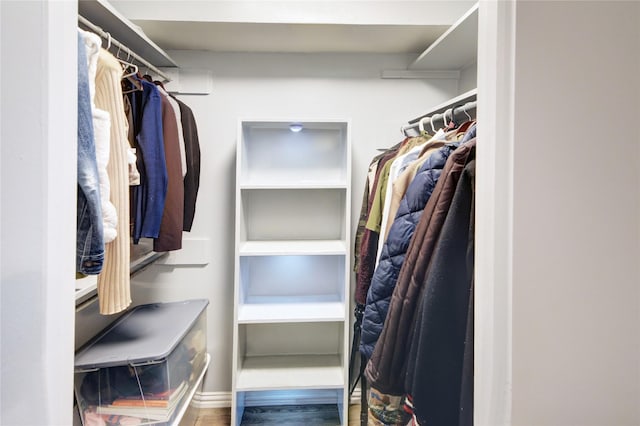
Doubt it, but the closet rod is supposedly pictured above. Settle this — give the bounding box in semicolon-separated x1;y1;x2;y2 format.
402;100;477;136
407;90;477;125
78;15;171;82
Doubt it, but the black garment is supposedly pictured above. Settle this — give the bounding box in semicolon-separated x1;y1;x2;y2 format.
405;158;475;426
172;97;201;231
459;279;474;426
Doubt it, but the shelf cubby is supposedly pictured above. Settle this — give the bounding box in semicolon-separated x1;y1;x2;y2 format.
239;188;347;242
235;322;345;391
239;121;349;187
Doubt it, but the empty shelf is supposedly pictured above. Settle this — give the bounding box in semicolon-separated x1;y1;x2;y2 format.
238;301;345;323
239;240;347;256
236;355;344;391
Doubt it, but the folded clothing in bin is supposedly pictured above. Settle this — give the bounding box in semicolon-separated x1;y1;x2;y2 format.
80;342;193;405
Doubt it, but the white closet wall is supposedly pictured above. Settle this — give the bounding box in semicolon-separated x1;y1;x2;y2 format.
458;62;477;94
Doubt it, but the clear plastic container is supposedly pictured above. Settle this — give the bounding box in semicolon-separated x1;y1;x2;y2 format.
74;299;208;425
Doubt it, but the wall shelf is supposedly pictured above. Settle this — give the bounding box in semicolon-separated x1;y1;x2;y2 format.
240;182;348;189
75;239;168;307
409;3;478;71
236;355;344;391
78;0;177;68
130;249;169;277
239;240;347;256
238;301;346;324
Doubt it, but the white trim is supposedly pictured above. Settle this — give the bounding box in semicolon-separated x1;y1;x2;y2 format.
191;391;233;409
474;1;515;425
350;387;362;404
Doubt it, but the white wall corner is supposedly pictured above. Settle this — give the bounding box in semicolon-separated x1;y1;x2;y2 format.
160;68;213;95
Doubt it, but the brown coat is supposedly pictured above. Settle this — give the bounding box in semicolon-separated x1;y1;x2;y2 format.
153;92;184;252
364;138;476;395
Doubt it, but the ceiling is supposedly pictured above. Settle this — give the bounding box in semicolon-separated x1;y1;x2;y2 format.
107;0;475;55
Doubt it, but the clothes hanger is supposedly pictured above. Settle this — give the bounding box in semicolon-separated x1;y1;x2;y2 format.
462;103;473;121
111;47;133;77
444;107;457;130
452;103;476;135
121;76;142;94
418;116;430;137
105;32;112;51
117;48;143;94
122;49;139;77
142;66;155;83
451;105;460;124
443;108;452;129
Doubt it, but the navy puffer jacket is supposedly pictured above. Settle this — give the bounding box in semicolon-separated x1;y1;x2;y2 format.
360;143;459;359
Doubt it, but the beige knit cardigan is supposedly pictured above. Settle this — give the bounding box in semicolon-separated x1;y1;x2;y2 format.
94;49;131;315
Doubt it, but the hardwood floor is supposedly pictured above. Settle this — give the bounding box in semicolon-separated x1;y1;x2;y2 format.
192;407;230;425
193;404;362;426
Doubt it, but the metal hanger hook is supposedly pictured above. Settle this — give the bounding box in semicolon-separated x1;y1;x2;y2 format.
463;103;472;121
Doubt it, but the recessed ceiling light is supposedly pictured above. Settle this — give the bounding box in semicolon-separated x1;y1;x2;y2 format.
289;123;304;133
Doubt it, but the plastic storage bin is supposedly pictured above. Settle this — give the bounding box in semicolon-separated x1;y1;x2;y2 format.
74;299;209;426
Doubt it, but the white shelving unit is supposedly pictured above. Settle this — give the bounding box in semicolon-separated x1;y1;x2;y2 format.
232;119;351;425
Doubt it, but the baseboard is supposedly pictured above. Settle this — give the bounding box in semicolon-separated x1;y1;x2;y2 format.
191;391;232;409
351;387;362;402
192;387;363;409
